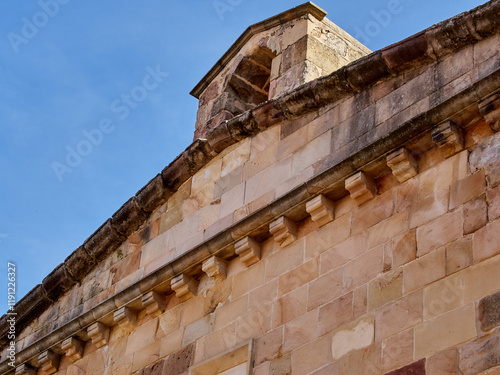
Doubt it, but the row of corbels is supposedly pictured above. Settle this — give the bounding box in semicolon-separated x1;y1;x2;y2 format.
14;101;499;375
14;288;169;375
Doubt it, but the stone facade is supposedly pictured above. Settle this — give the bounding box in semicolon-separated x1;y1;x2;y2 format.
3;1;500;374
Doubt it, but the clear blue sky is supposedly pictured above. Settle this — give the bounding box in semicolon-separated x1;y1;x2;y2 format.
0;0;487;307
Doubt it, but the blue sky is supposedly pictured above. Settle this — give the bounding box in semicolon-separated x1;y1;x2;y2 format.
0;0;487;307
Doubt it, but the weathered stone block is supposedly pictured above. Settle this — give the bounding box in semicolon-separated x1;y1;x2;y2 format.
142;291;167;317
382;329;414;372
463;195;488;235
183;314;214;346
487;185;500;221
308;267;343;310
42;263;76;301
291;334;332;375
112;197;148;237
479;291;500;332
83;219;126;263
15;365;36;375
368;269;403;311
416;210;463;257
201;256;227;280
163;344;195;375
135;174;173;213
423;271;464;320
460;329;500;375
375;291;423;341
318;293;353;337
404;248;446;294
431;121;464;157
138;359;164;375
470;132;500;187
385;358;426;375
426;348;458;375
382;31;431;72
386;148;418;183
284;309;318;353
479;93;500;131
345;171;377;206
206;121;234;153
345;51;391;90
473;219;500;262
445;238;473;275
331;316;374;361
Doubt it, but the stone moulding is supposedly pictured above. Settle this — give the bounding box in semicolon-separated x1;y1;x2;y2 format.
345;171;377;206
431;120;465;157
37;350;59;375
235;237;262;267
141;291;167;317
386;148;418;183
479;93;500;131
61;337;84;363
269;216;298;247
305;194;335;227
171;274;199;301
87;322;110;349
113;306;138;330
3;0;499;345
202;256;228;280
14;364;35;375
2;70;500;373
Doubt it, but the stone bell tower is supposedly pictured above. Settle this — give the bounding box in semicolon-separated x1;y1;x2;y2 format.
191;2;370;139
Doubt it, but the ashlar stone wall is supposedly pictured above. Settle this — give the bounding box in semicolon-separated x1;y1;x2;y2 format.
5;2;500;375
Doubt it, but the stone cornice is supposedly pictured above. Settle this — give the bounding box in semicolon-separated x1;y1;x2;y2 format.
189;1;328;99
2;0;499;353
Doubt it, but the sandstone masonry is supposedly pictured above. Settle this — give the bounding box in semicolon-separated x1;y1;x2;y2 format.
3;1;500;374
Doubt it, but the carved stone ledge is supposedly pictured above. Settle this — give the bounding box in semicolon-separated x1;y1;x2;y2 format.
15;364;36;375
235;237;261;267
38;350;60;375
61;337;84;363
171;274;199;301
114;306;138;330
306;195;335;227
269;216;298;248
386;147;418;183
142;291;167;317
345;171;377;206
87;322;110;349
202;256;228;280
431;120;464;157
479;93;500;132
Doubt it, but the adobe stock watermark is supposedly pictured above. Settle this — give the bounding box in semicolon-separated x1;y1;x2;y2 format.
7;0;72;54
213;0;243;21
353;0;413;47
51;65;169;182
